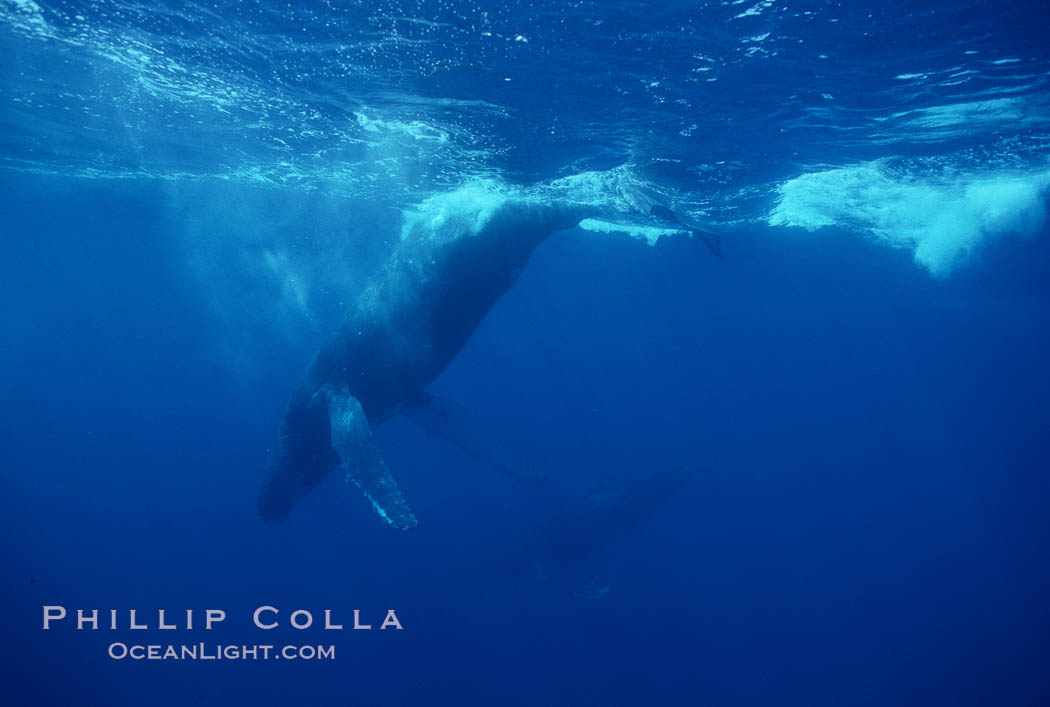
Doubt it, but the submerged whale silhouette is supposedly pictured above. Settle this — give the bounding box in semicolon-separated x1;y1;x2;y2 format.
259;190;716;528
487;470;694;592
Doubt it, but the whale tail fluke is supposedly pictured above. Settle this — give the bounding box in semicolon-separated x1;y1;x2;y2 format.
691;227;723;259
622;184;724;259
259;386;418;529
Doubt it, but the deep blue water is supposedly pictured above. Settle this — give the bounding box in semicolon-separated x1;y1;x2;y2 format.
3;1;1050;705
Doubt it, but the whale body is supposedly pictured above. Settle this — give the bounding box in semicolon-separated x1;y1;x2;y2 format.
258;196;595;528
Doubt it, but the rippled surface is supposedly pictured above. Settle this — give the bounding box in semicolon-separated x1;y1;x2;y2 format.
2;0;1049;273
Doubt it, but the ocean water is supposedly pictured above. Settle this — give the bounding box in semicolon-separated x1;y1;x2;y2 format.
2;0;1049;704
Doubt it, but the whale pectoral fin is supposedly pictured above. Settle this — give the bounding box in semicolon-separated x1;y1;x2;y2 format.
400;390;546;482
326;390;418;530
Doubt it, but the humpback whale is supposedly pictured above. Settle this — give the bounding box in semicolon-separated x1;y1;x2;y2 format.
484;470;693;593
258;189;714;529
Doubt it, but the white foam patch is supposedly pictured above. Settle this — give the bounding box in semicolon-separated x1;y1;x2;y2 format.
769;163;1050;277
400;179;512;243
539;165;657;213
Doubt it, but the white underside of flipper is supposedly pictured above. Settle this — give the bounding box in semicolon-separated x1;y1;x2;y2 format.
323;386;418;530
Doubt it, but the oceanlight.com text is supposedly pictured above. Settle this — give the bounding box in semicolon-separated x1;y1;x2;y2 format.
107;643;336;661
